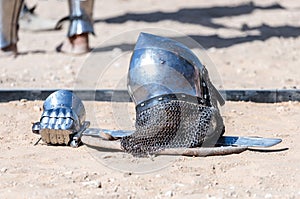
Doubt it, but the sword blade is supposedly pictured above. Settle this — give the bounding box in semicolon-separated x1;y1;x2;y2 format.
82;128;282;148
82;128;133;138
217;136;282;147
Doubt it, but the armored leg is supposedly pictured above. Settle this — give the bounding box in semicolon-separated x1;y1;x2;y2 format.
67;0;94;37
0;0;23;49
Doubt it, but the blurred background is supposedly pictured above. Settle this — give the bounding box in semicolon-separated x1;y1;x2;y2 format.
1;0;299;90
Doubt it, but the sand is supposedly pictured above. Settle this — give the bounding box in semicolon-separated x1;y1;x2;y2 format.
0;0;299;198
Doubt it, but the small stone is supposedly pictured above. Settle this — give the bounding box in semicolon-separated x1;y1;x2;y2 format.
68;191;74;195
81;180;101;188
33;106;42;112
114;185;119;192
102;155;113;159
20;99;27;103
123;172;132;177
108;178;115;183
245;190;251;197
258;180;263;185
165;190;173;197
0;167;8;173
230;191;238;198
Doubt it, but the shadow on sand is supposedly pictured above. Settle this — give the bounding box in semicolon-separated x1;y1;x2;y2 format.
92;2;300;51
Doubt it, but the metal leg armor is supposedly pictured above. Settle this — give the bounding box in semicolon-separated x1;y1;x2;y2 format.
67;0;94;37
32;90;90;147
0;0;23;48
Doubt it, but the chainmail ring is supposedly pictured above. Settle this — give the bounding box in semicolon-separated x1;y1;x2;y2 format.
120;100;223;157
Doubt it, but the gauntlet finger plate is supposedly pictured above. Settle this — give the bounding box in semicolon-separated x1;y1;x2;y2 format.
32;90;89;147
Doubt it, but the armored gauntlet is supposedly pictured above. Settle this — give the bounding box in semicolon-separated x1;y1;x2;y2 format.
32;90;89;147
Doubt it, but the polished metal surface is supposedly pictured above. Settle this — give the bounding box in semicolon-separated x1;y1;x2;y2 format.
82;128;282;148
0;0;23;48
42;89;86;132
32;90;88;146
127;32;224;106
124;33;227;156
67;0;94;37
217;136;282;148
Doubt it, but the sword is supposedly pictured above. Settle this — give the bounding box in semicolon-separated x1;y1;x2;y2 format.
82;128;282;148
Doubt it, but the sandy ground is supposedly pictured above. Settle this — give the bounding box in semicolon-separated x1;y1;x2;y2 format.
0;0;300;198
